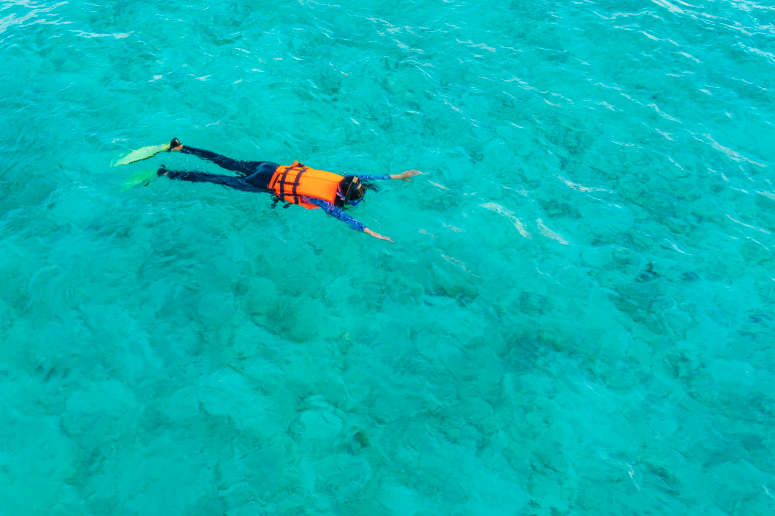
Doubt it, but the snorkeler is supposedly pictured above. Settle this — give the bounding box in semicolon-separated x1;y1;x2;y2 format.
158;139;421;242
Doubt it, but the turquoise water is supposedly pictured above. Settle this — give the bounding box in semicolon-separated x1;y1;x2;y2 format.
2;0;775;513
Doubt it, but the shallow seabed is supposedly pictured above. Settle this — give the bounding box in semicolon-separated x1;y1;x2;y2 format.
2;0;775;514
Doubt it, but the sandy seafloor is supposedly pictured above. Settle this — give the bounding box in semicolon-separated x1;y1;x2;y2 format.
1;0;775;514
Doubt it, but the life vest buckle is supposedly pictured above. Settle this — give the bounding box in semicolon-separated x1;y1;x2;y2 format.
270;195;293;210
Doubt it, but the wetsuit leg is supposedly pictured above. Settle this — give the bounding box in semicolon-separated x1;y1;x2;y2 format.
181;146;268;177
161;169;267;193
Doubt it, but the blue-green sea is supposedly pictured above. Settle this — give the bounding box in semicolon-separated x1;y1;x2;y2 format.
2;0;775;514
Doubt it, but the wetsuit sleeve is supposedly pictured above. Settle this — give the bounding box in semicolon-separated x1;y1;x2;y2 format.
304;197;366;232
354;174;392;181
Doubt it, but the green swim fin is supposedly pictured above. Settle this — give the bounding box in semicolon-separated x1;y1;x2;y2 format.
112;142;171;167
121;169;157;190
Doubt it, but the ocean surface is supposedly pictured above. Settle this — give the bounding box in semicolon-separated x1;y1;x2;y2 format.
2;0;774;514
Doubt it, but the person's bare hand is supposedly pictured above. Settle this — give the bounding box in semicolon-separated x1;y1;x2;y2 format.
399;169;421;181
364;228;393;242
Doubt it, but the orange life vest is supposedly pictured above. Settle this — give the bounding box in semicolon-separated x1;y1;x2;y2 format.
268;161;342;209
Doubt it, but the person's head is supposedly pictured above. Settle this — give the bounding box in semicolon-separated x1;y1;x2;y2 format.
336;176;367;207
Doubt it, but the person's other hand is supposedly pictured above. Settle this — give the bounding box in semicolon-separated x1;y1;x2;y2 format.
365;228;393;242
399;169;421;181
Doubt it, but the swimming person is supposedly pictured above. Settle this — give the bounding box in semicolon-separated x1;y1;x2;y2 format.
158;139;421;242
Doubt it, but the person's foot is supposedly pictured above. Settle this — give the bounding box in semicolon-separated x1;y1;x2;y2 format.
157;165;169;176
169;138;183;152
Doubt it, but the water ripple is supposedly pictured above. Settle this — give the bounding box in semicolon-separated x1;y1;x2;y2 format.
2;0;775;514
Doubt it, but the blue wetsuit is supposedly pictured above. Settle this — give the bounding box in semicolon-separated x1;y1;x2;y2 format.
163;146;390;232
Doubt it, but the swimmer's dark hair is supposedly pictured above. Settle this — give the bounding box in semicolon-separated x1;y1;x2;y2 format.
337;176;380;207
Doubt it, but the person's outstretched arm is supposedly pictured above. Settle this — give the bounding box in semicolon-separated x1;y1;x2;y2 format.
390;170;421;181
303;197;393;242
355;170;421;181
363;228;393;242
